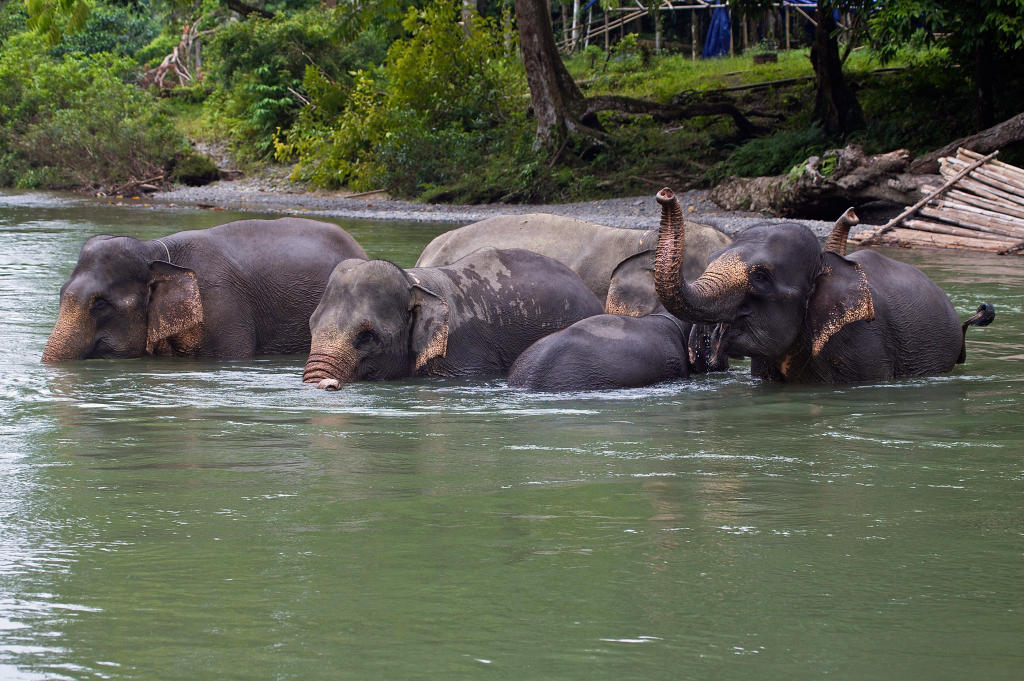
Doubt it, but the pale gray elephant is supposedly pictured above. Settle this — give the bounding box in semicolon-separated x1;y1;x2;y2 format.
415;213;731;315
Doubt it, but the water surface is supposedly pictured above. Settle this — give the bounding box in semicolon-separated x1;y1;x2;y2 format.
2;191;1022;680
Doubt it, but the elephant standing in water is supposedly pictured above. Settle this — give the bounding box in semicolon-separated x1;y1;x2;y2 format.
415;213;731;314
653;188;994;383
42;218;367;361
508;312;728;392
303;248;604;389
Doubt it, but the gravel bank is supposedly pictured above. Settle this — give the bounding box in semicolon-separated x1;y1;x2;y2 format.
150;173;876;239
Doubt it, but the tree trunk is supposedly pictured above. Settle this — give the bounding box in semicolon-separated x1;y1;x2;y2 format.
910;112;1024;175
809;3;864;137
515;0;594;149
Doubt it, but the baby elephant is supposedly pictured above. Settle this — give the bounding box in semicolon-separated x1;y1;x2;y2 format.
507;313;728;392
303;248;604;389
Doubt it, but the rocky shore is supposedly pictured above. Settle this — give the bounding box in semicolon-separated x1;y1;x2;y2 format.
149;171;874;239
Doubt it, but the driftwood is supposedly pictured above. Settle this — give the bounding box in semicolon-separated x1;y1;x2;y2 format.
910;112;1024;174
709;144;939;216
855;148;1024;254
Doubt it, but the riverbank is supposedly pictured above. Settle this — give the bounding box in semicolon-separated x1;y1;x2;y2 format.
148;172;870;239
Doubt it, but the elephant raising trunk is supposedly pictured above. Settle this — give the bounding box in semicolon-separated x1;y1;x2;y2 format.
654;187;748;324
825;207;859;256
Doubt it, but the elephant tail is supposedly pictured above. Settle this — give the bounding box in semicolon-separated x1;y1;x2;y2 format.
957;302;995;364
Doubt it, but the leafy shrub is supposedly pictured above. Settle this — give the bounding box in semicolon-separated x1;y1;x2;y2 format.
169;149;220;186
707;125;830;182
0;34;187;189
49;1;159;58
280;0;522;196
203;8;389;159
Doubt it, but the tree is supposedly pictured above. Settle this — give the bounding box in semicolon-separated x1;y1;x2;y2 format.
808;1;864;136
513;0;596;150
869;0;1024;127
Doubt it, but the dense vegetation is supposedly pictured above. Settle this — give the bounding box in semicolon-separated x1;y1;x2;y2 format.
2;0;1023;202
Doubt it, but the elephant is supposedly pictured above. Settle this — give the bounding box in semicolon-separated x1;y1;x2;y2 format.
42;218;368;361
507;312;729;392
303;247;605;389
653;187;995;383
415;213;731;315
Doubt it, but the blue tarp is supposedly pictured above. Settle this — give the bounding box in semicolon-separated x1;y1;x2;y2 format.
702;8;731;58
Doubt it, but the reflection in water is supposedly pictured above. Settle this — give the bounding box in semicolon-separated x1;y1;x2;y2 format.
1;191;1022;680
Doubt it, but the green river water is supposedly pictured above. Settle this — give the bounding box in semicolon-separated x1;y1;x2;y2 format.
1;191;1022;680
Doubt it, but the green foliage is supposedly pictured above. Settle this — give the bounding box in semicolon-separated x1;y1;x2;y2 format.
203;8;389;159
708;125;830;182
281;0;521;196
169;148;220;186
0;34;187;189
23;0;90;44
49;1;159;58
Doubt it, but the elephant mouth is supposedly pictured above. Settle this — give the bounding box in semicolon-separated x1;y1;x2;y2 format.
302;352;350;390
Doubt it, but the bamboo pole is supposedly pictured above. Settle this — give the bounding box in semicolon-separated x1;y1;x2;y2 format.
931;198;1024;233
860;149;1000;245
920;205;1024;237
959;147;1024;181
940;173;1024;209
935;187;1024;221
903;219;1018;243
878;227;1015;252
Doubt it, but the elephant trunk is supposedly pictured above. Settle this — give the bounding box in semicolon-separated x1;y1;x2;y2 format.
654;187;748;324
42;297;94;362
302;334;357;390
825;207;859;256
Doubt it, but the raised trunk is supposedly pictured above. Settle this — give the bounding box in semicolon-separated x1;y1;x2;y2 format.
653;188;748;324
825;207;859;255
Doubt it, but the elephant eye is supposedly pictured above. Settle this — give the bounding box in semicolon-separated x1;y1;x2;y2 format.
90;297;113;315
354;326;379;349
749;267;773;292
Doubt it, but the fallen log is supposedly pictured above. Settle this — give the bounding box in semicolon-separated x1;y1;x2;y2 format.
910;111;1024;174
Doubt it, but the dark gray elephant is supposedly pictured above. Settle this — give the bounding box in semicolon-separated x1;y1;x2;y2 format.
507;312;728;392
653;188;994;383
415;213;731;314
303;248;604;389
42;218;367;361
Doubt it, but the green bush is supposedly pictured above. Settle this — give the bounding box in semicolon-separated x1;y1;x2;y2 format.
203;8;389;160
280;0;522;197
707;125;830;183
0;34;187;189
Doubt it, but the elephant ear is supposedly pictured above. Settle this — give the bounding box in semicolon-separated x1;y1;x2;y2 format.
606;250;661;316
146;261;204;356
408;284;449;374
806;251;875;357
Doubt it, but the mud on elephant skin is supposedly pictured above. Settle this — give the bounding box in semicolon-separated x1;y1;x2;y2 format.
415;213;730;315
42;218;367;362
507;312;729;392
303;247;605;389
653;188;994;383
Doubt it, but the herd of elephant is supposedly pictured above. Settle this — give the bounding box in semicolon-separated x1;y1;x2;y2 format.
41;188;995;391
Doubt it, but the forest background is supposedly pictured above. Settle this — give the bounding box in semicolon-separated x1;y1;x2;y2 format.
1;0;1023;207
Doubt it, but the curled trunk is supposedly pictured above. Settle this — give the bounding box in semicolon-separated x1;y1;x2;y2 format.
302;342;356;389
654;187;748;324
825;207;859;256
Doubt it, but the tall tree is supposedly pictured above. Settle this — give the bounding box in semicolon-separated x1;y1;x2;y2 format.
513;0;596;149
809;1;864;136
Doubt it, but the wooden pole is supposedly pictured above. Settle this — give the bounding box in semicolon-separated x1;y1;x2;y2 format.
861;150;1000;245
691;7;698;60
784;5;790;50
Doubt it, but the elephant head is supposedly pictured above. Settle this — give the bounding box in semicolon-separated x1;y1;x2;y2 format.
654;188;874;371
42;236;204;362
303;259;449;390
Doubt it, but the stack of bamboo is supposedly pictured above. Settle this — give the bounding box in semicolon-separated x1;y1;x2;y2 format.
856;148;1024;254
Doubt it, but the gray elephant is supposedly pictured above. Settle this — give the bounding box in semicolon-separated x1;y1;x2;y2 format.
303;248;605;389
43;218;367;361
508;312;728;392
653;188;994;383
415;213;731;314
